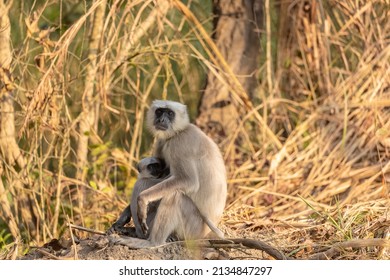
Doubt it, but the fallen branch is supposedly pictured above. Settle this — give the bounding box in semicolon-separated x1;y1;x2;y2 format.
208;238;289;260
309;238;390;260
35;248;61;260
66;223;106;236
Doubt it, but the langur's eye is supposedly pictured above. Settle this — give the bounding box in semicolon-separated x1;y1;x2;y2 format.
168;110;174;117
155;108;163;117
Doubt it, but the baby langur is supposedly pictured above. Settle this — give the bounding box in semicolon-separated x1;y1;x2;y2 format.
107;157;223;240
107;157;168;238
110;100;227;249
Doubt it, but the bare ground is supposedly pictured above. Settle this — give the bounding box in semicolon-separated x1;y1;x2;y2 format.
19;226;278;260
18;209;390;261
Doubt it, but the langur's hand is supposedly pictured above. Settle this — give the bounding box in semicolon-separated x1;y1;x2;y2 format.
137;196;148;235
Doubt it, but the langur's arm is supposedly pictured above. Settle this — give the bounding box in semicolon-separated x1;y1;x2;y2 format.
137;160;199;233
106;205;131;234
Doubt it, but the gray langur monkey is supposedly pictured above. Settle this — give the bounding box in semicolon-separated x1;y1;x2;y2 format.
107;156;224;240
109;100;227;248
107;157;168;238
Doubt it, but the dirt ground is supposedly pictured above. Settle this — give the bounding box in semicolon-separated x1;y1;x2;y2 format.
16;198;390;260
19;226;278;260
18;217;390;260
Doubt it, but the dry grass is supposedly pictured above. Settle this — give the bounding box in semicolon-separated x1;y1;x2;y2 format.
222;0;390;259
0;0;389;260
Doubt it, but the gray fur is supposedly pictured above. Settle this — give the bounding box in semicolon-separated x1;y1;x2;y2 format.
112;100;227;248
106;157;166;237
131;158;165;238
108;155;223;240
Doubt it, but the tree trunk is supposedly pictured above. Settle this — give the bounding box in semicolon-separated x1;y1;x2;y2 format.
196;0;263;146
276;0;331;102
0;0;37;239
75;0;107;210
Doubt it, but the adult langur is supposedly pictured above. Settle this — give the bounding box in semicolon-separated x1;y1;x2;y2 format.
110;100;226;248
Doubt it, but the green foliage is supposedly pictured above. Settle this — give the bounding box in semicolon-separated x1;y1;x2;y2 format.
0;229;12;249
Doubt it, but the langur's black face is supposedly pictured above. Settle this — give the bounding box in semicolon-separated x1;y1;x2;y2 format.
137;157;169;178
147;162;164;178
154;108;175;131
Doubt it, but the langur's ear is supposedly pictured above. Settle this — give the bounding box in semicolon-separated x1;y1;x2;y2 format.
136;163;141;173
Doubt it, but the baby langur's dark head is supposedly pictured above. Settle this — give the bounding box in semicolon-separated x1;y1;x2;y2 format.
136;157;169;179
